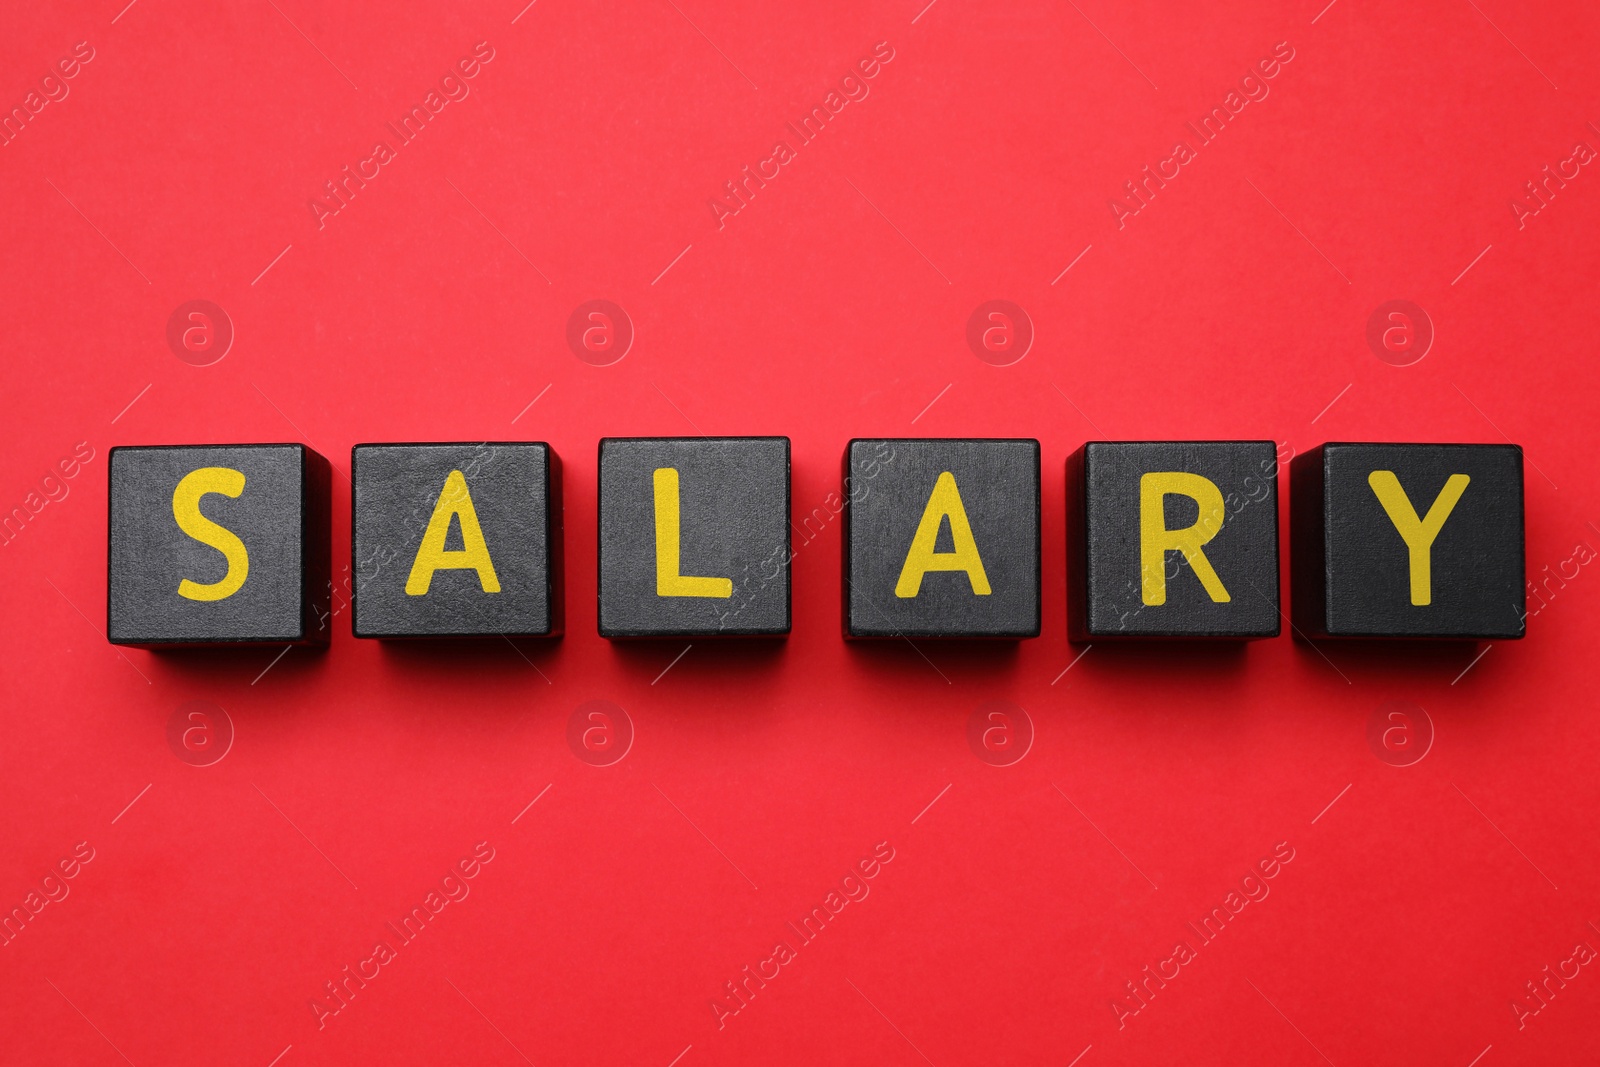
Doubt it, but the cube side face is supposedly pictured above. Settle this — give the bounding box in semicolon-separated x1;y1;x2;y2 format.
1079;442;1280;638
350;443;557;638
1288;446;1329;637
597;437;790;638
844;438;1040;639
1321;443;1525;638
1065;446;1091;642
300;448;333;646
107;444;323;646
840;442;860;637
545;450;565;638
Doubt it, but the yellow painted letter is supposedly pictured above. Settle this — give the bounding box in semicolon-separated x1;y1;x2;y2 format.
654;468;732;597
1139;472;1230;606
174;467;250;601
406;470;501;595
1367;471;1470;605
895;471;992;597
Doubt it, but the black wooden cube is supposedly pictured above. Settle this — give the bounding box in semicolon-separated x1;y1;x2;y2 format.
597;437;789;637
351;443;562;638
1067;441;1280;640
843;438;1040;639
1291;442;1525;638
107;444;331;647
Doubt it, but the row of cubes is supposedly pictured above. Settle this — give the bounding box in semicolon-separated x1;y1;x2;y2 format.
105;438;1526;647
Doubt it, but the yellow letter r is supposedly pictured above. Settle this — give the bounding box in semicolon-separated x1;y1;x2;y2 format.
1139;472;1230;606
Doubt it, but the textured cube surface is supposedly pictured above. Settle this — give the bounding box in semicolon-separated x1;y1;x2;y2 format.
351;442;561;638
598;437;789;637
108;444;330;647
1068;441;1280;639
1292;442;1525;638
844;438;1040;638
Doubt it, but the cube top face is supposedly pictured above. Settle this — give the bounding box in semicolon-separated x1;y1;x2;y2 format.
108;444;326;646
351;443;559;638
1077;441;1280;639
598;437;790;637
845;438;1040;639
1317;442;1524;638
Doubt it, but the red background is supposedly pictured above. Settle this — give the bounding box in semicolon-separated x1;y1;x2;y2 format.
2;0;1598;1064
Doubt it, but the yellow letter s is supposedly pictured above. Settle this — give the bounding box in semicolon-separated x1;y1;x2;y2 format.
173;467;249;602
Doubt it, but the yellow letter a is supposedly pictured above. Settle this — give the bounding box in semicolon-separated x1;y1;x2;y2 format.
1139;472;1230;606
405;470;501;595
1368;471;1470;605
174;467;250;602
654;468;732;597
895;471;992;597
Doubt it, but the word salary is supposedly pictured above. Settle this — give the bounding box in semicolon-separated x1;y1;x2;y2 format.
103;437;1528;648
